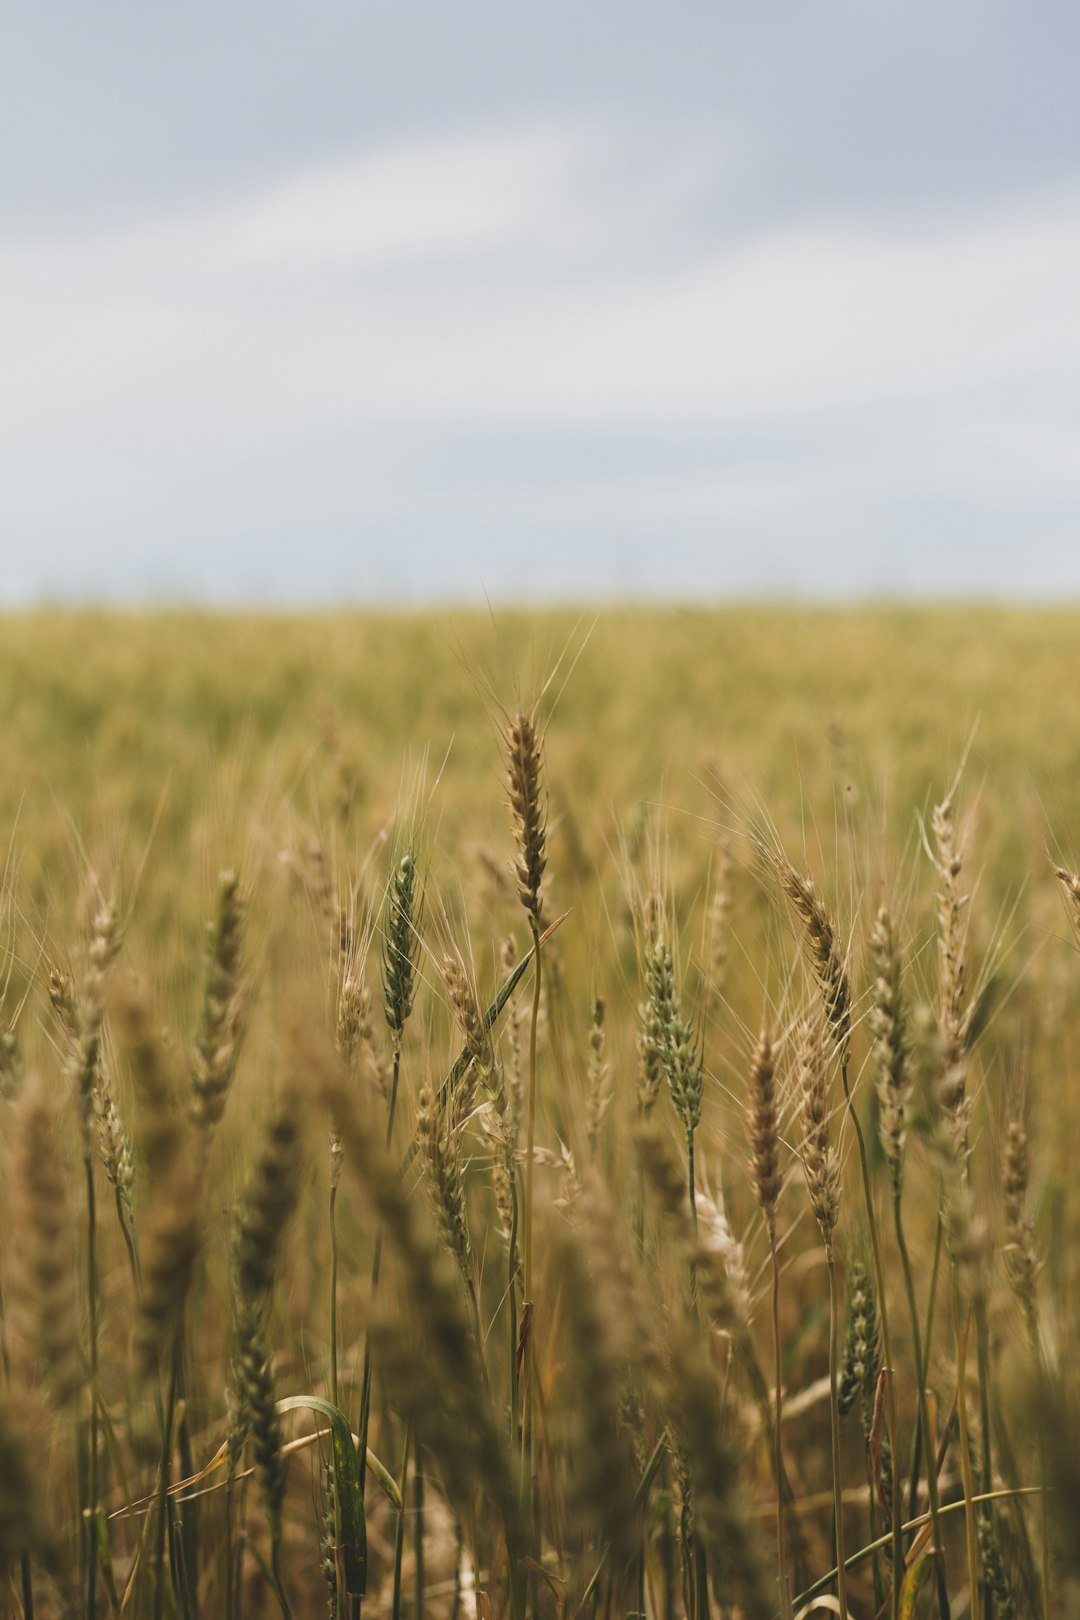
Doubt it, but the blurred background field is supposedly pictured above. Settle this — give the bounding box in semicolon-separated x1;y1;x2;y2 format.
8;604;1080;1273
8;603;1080;901
6;605;1080;1019
4;603;1080;1617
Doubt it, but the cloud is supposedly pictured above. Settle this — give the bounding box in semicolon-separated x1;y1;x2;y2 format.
2;118;1078;599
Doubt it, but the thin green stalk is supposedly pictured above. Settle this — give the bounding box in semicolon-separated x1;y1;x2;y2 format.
224;1460;236;1620
660;1477;676;1620
838;1051;903;1620
972;1296;995;1620
329;1188;351;1620
390;1424;411;1620
521;918;542;1611
175;1342;198;1620
924;1216;945;1392
952;1289;981;1618
827;1254;849;1620
910;1213;944;1526
794;1486;1045;1609
358;1046;402;1506
694;1539;710;1620
384;1042;402;1150
463;1273;487;1379
270;1535;293;1620
893;1188;951;1620
973;1296;993;1499
686;1134;700;1316
523;919;541;1306
1025;1310;1051;1620
172;1501;196;1620
413;1444;425;1620
153;1337;180;1620
866;1448;885;1617
769;1228;792;1620
631;1150;655;1619
115;1188;140;1288
328;1181;340;1409
84;1152;100;1620
632;1112;654;1620
233;1475;250;1620
508;1183;521;1456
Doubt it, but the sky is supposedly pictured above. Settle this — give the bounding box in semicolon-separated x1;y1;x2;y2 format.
3;1;1080;604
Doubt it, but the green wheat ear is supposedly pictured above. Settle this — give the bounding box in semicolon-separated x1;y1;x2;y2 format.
383;850;420;1040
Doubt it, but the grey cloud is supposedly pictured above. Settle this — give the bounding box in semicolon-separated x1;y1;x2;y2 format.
2;3;1079;602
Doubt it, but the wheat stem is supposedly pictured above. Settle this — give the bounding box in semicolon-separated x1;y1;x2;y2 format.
358;1044;403;1510
826;1254;849;1619
390;1423;411;1620
893;1185;951;1619
952;1288;981;1618
83;1150;100;1620
523;918;541;1306
413;1442;425;1620
769;1227;792;1620
838;1051;903;1620
153;1333;180;1620
329;1182;340;1410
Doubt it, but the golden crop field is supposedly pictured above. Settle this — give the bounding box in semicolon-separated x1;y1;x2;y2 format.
2;606;1080;1620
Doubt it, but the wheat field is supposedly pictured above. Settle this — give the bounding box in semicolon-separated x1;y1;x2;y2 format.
2;605;1080;1620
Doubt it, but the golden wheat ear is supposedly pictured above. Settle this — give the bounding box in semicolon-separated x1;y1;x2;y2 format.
190;867;246;1137
774;855;851;1054
506;709;547;926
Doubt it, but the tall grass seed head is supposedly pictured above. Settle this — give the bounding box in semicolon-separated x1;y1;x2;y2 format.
777;858;851;1053
798;1017;840;1249
870;904;911;1186
190;867;246;1134
506;709;546;925
383;850;420;1039
747;1028;782;1229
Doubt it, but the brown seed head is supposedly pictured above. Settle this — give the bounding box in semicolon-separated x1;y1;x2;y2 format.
93;1071;135;1212
190;868;246;1135
776;857;851;1052
798;1018;840;1249
506;710;546;924
442;946;491;1080
1002;1119;1040;1322
585;996;611;1157
870;905;911;1185
931;795;969;1075
48;966;79;1041
747;1029;782;1231
417;1083;473;1286
68;898;123;1140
